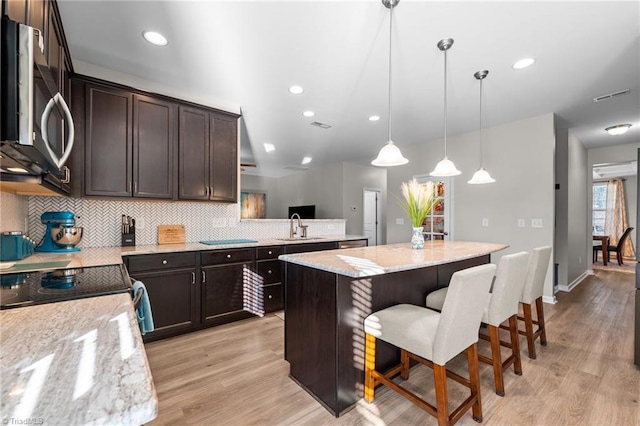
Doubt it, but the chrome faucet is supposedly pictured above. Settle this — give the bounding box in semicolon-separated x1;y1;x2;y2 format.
290;213;303;239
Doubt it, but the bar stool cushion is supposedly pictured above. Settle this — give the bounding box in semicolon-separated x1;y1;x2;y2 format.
425;287;447;311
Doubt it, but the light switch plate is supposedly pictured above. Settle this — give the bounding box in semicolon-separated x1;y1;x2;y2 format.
482;218;489;227
136;218;146;230
517;218;525;228
396;218;404;225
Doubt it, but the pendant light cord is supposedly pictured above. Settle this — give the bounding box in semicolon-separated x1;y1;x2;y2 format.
479;77;483;167
443;48;448;157
387;4;393;143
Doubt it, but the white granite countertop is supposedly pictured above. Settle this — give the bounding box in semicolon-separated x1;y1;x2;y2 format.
278;240;509;278
0;293;157;425
1;235;368;273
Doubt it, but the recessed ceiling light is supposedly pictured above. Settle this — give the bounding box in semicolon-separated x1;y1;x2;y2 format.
6;167;28;173
302;111;315;117
369;115;380;122
289;86;304;95
605;124;632;136
142;31;168;46
301;156;312;165
512;57;535;69
264;143;275;152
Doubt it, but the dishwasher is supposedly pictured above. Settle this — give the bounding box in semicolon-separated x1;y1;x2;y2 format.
338;240;368;249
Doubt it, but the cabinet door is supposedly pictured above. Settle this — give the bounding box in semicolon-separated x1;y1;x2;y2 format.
178;106;209;200
132;268;199;341
47;9;61;93
202;263;252;326
133;95;175;199
27;0;46;41
84;84;133;197
209;112;238;202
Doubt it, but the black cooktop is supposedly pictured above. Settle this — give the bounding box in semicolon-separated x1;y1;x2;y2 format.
0;264;132;309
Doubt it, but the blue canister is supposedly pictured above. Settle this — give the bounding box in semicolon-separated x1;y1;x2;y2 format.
0;232;35;261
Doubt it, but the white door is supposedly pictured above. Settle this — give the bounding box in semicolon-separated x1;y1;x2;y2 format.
363;189;381;245
414;175;452;241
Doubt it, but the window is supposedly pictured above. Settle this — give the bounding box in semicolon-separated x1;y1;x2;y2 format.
592;183;607;234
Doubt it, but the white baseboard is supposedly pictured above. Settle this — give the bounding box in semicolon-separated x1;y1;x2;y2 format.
557;270;590;293
542;295;557;304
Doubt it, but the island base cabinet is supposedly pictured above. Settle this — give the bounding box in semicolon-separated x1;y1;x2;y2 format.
132;268;199;342
284;255;489;416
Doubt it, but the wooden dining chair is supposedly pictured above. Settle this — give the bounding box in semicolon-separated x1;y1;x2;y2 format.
593;227;634;266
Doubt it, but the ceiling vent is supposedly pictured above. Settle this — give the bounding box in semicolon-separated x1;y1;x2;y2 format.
283;165;310;171
593;89;630;103
310;121;331;129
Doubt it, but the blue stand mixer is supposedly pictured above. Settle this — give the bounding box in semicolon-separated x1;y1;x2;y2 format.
36;211;83;253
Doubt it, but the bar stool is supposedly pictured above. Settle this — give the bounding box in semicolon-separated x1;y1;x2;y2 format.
363;264;496;426
517;246;552;359
426;252;529;396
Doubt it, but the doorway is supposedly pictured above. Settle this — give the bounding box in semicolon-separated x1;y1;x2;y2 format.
363;189;381;246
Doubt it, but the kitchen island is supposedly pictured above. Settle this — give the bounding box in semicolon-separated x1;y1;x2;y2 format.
279;240;508;416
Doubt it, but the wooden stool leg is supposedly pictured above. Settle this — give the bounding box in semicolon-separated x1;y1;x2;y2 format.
400;349;410;380
508;315;523;375
364;333;376;403
467;343;482;422
489;325;505;396
522;303;536;359
433;363;449;426
536;297;548;346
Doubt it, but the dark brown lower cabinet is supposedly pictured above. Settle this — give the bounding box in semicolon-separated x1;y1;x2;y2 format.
130;268;198;341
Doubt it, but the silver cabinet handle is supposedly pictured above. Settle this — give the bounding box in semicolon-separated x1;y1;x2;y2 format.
134;181;137;193
268;250;272;255
226;254;232;259
209;187;214;197
128;181;132;193
61;166;70;184
268;270;272;274
268;295;273;300
162;260;167;265
202;271;206;283
191;272;196;284
205;186;209;197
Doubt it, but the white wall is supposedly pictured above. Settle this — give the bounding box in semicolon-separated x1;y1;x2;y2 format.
341;163;387;239
386;113;556;300
555;128;569;287
567;131;588;284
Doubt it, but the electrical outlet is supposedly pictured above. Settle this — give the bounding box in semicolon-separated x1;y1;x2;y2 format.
396;218;404;225
531;218;543;228
136;218;146;230
579;256;582;264
212;218;226;228
482;218;489;227
517;218;525;228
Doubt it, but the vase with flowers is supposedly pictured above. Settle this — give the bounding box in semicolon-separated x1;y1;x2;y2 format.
398;178;437;249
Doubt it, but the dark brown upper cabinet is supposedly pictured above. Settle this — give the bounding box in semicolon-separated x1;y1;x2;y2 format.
179;106;238;203
83;82;176;199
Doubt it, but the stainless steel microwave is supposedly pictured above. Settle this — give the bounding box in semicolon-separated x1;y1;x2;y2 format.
1;17;74;193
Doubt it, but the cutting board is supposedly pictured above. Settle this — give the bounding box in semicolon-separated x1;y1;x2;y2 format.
158;225;186;244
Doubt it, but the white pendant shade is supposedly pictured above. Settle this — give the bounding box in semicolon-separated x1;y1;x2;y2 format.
467;167;496;184
372;141;409;166
430;156;461;177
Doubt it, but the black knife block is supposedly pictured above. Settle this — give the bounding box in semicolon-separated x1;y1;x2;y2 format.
122;229;136;247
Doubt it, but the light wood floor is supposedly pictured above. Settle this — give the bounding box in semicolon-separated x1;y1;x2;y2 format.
144;270;640;425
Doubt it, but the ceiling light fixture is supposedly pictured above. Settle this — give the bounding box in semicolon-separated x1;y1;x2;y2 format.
369;115;381;122
301;156;312;165
142;31;168;46
605;124;632;136
512;57;535;69
430;38;460;177
264;143;275;152
289;86;304;95
372;0;408;167
468;70;496;185
302;111;315;117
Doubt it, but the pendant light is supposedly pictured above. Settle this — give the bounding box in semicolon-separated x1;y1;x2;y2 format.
372;0;408;167
468;70;496;184
430;38;461;177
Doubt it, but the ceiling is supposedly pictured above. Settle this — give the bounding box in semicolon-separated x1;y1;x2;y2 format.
57;1;640;177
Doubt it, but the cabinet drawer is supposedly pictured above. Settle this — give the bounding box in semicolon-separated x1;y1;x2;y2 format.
201;248;254;265
257;260;282;285
127;252;197;273
256;245;283;260
264;283;283;312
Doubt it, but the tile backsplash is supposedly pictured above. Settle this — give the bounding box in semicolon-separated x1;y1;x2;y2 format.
16;196;345;248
